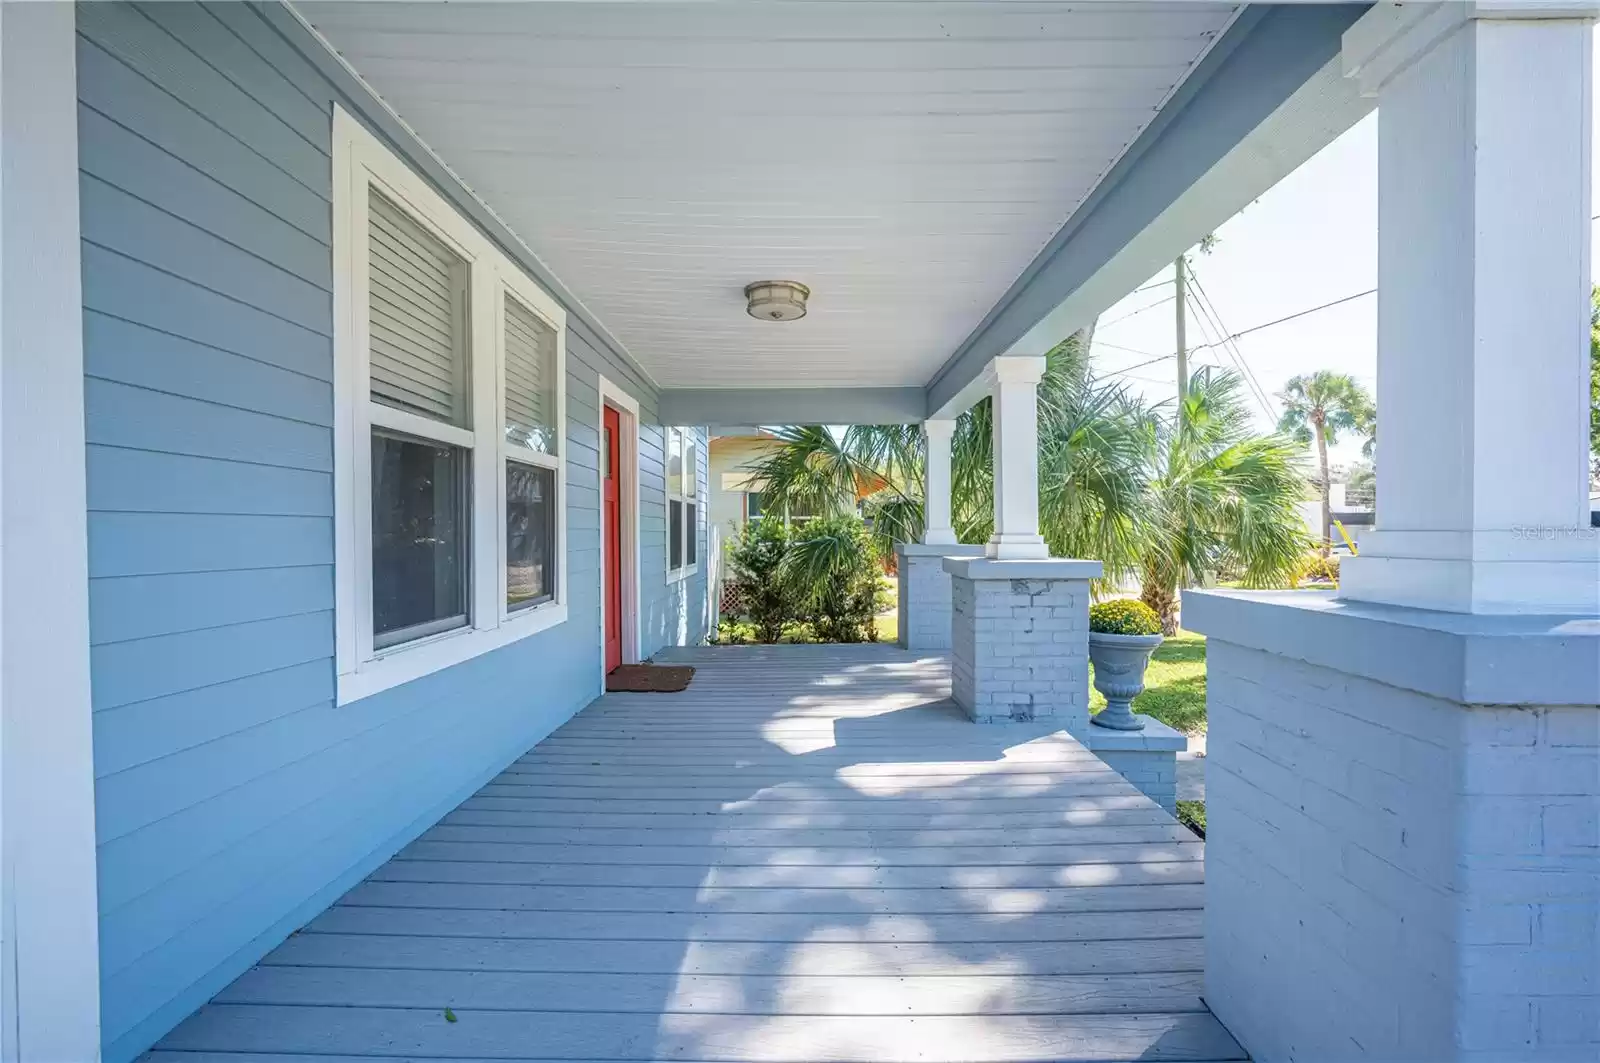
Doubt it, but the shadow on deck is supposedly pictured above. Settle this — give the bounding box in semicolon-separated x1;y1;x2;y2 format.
149;644;1242;1062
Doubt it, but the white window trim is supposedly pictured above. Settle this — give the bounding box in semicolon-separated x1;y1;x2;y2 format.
665;427;701;583
333;106;567;706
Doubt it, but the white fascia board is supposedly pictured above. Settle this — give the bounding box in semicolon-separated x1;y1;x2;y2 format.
924;3;1373;419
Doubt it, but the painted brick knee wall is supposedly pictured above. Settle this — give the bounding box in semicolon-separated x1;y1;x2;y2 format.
950;576;1089;728
897;553;957;651
1205;641;1600;1062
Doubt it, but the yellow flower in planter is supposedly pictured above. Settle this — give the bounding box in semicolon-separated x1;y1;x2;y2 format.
1089;598;1163;636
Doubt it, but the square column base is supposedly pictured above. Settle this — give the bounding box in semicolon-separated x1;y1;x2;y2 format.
1084;720;1187;814
1186;590;1600;1063
1341;530;1600;615
942;557;1102;728
894;543;985;652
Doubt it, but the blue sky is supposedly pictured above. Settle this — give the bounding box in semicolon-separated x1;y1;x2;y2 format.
1090;30;1597;470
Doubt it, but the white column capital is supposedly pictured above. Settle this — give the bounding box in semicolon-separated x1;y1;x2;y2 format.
985;354;1047;388
922;418;957;445
1344;0;1599;97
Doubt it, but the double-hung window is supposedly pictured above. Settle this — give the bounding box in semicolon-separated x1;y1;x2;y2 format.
333;107;567;704
666;427;699;579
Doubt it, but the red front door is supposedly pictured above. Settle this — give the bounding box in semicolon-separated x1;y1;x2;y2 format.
603;405;623;673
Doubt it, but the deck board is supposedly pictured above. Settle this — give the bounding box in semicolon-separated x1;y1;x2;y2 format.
149;645;1240;1062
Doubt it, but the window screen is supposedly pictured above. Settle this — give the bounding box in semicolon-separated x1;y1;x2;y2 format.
368;189;470;426
504;294;557;454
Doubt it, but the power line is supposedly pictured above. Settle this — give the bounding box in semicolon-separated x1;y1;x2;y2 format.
1189;288;1377;351
1098;293;1176;329
1092;337;1166;359
1100;352;1176;378
1091;287;1377;398
1186;272;1277;418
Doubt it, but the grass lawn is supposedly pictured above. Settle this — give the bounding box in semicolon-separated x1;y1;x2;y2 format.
874;611;897;643
1089;629;1208;736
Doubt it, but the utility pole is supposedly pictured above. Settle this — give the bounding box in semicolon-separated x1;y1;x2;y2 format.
1174;254;1188;403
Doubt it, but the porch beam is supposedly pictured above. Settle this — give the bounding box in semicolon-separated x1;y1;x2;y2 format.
925;3;1372;418
0;2;104;1057
657;387;925;429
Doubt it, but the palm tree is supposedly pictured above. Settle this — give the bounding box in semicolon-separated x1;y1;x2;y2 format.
738;423;925;558
1276;370;1375;553
742;330;1152;583
1140;368;1312;634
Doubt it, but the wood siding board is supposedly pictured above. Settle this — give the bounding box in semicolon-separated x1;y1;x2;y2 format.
86;448;333;517
75;1;331;190
80;175;332;328
133;1;331;145
85;378;332;471
76;36;331;240
84;313;333;425
77;104;331;268
82;246;333;381
92;661;334;775
90;566;332;646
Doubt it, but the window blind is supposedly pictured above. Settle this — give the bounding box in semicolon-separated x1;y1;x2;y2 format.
368;189;470;426
504;294;557;453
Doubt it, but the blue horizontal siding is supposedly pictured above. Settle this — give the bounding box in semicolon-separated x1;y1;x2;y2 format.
76;4;707;1060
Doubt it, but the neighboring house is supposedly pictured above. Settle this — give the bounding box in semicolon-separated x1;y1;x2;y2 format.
1300;480;1375;551
708;430;781;577
708;430;873;579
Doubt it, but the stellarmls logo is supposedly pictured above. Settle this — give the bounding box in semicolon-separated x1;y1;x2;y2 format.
1510;525;1600;541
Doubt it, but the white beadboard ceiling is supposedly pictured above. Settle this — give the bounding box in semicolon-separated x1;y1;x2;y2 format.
306;1;1240;390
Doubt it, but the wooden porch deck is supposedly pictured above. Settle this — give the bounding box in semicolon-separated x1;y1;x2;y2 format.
149;645;1242;1062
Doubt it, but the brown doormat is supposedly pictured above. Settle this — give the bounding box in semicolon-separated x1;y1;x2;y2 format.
606;664;695;693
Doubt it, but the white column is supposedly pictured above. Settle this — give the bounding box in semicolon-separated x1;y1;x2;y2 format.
921;419;957;545
986;356;1049;560
1;3;104;1060
1340;4;1600;614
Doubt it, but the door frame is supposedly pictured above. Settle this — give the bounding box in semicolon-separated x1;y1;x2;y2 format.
596;374;641;688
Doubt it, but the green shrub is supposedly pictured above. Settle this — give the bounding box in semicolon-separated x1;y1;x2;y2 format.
780;515;887;643
713;617;753;645
727;518;792;643
1089;598;1163;636
1177;799;1206;838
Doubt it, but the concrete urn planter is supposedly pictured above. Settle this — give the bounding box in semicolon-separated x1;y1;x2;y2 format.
1088;631;1163;731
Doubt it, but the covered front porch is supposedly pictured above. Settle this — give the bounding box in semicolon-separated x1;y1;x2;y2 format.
3;1;1596;1059
149;645;1233;1062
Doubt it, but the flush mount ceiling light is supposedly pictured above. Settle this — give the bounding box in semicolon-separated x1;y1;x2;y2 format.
744;280;811;322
